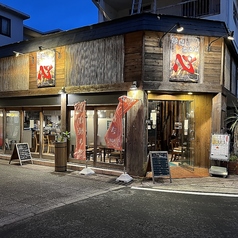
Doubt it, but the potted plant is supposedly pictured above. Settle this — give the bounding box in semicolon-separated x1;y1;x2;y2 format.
224;102;238;174
226;102;238;154
56;131;70;142
228;154;238;175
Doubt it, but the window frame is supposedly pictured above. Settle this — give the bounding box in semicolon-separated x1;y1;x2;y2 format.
0;16;11;37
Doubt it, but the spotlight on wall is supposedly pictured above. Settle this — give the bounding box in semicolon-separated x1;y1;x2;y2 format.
38;46;44;51
159;23;184;48
130;81;137;90
13;51;24;57
58;87;66;94
208;31;234;51
38;46;61;58
53;49;61;59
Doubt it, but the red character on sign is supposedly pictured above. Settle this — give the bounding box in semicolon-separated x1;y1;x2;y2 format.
37;65;53;83
173;54;197;74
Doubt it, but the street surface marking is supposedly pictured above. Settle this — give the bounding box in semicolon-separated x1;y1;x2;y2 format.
131;186;238;197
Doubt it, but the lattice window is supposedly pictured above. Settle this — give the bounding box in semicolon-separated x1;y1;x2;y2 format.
183;0;220;17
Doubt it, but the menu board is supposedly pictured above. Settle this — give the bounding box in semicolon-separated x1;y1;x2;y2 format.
146;151;172;183
9;143;33;165
210;134;230;161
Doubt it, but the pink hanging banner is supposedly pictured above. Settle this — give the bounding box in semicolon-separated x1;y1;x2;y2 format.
74;101;86;160
104;96;139;151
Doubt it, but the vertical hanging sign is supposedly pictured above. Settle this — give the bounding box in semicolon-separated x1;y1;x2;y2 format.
37;49;55;87
74;101;86;160
104;95;139;150
169;34;200;82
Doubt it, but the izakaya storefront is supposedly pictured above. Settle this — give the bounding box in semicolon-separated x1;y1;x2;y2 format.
0;91;143;171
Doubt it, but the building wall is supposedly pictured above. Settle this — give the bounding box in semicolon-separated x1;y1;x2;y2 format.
203;0;238;51
65;36;124;86
0;8;25;46
143;31;223;93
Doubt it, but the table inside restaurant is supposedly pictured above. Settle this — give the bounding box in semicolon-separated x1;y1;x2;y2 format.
99;145;114;162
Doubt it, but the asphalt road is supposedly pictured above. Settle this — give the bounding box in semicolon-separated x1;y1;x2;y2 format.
1;186;238;238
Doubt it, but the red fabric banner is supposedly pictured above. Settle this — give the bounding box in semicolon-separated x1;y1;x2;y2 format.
104;96;139;151
74;101;86;160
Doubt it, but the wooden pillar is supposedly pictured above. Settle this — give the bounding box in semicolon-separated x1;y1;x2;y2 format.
211;93;223;134
60;93;67;132
126;90;147;176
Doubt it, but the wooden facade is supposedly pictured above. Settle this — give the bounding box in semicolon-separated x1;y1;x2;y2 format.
0;13;238;176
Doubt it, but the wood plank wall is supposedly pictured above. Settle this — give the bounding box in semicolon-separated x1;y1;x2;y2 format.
0;56;29;91
193;94;213;167
143;33;223;92
0;32;225;97
144;31;163;82
203;37;223;85
65;36;124;86
124;32;143;82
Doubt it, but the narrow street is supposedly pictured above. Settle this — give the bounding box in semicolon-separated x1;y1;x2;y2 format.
1;160;238;237
1;185;238;237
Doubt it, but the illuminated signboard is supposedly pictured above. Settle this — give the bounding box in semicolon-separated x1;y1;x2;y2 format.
37;49;55;87
170;34;200;82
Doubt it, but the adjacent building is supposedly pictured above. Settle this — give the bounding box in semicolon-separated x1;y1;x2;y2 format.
93;0;238;51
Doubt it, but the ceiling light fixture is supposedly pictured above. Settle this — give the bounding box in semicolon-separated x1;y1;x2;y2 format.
208;31;234;51
159;23;184;48
58;87;66;94
130;81;137;90
13;51;24;57
38;46;61;58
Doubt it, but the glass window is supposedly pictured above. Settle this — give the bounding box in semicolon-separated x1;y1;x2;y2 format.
42;110;61;154
0;16;10;36
70;107;118;164
6;111;20;151
23;110;40;152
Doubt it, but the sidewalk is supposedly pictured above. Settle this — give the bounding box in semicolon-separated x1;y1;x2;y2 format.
0;159;124;228
4;157;238;195
132;175;238;196
132;165;238;196
1;158;238;228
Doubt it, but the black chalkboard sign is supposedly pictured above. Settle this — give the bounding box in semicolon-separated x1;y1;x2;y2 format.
147;151;172;183
9;143;33;165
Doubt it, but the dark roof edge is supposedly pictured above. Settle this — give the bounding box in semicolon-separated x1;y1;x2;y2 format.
0;3;30;20
0;13;233;58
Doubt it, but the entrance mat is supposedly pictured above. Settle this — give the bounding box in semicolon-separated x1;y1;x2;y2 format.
170;166;209;179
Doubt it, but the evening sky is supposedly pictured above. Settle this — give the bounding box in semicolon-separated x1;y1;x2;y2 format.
0;0;98;32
